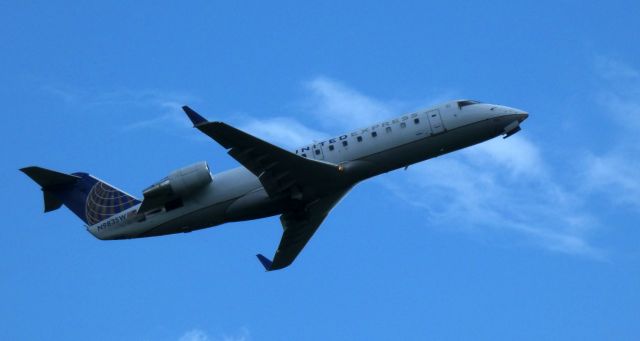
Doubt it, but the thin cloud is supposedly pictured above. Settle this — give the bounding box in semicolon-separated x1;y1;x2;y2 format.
178;328;250;341
113;92;197;132
583;57;640;211
179;329;210;341
462;135;547;178
584;151;640;210
41;84;83;103
304;76;397;128
595;56;640;80
239;116;327;149
594;56;640;130
221;327;250;341
380;152;602;259
41;83;197;132
121;100;192;131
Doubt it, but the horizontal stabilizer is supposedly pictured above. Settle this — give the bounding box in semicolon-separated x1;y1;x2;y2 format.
21;166;81;213
20;166;80;189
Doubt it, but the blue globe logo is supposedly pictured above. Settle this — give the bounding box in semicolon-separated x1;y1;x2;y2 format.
85;182;137;225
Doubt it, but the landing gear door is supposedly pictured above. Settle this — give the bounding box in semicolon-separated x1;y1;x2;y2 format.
427;109;445;135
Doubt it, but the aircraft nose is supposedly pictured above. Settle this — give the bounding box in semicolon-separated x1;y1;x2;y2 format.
517;112;529;122
500;105;528;122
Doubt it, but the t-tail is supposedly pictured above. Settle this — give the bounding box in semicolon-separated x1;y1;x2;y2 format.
20;166;140;225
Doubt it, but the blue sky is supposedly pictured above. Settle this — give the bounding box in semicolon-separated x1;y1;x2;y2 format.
1;1;639;340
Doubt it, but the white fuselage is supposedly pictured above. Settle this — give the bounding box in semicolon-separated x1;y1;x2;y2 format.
88;101;527;240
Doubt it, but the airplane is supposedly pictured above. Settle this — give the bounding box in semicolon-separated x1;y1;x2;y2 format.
22;99;528;271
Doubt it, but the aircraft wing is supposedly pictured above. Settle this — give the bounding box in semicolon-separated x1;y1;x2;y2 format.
183;106;342;200
256;187;351;271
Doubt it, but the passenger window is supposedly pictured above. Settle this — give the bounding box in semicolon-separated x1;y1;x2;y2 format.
329;145;335;151
400;122;406;128
385;127;392;133
342;140;348;147
301;153;307;158
414;118;420;124
357;136;363;142
315;149;320;155
372;131;378;137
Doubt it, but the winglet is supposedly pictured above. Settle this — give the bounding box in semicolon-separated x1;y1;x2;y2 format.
256;254;273;271
182;106;208;126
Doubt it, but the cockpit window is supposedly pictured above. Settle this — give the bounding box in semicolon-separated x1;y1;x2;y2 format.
457;100;481;109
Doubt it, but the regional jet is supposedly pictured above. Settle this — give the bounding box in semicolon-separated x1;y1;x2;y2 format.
22;100;528;271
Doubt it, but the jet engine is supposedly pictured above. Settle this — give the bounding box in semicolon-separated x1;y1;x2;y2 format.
143;161;212;201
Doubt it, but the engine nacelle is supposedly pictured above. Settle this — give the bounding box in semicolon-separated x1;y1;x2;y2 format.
143;161;212;200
